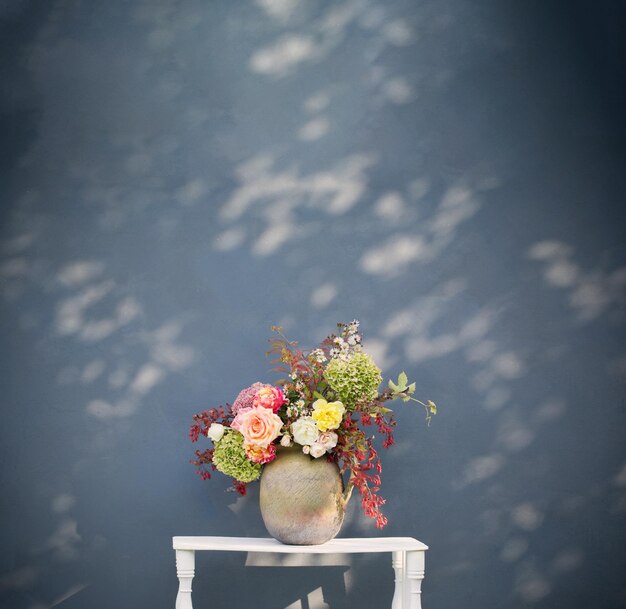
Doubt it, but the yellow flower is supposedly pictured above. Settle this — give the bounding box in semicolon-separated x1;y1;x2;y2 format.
312;398;346;432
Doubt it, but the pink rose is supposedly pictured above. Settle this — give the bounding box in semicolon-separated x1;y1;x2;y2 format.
230;408;251;431
244;442;277;464
253;385;287;413
231;406;282;448
309;443;326;459
318;431;338;451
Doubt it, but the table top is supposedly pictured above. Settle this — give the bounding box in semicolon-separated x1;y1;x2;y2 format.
172;536;428;553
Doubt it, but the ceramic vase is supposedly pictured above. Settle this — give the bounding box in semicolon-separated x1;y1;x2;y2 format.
259;446;352;545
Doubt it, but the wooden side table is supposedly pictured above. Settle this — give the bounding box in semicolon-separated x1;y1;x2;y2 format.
173;536;427;609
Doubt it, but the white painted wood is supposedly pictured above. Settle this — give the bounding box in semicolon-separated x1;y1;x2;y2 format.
391;550;405;609
175;549;195;609
172;536;427;553
405;550;425;609
171;537;427;609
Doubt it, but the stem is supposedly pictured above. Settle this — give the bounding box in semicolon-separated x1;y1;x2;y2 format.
385;393;434;425
408;398;433;425
376;389;395;402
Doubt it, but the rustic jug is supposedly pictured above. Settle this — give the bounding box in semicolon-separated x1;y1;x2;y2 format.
259;446;352;545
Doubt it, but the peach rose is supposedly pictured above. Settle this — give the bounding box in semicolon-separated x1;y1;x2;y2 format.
231;406;282;448
244;442;277;464
253;385;287;413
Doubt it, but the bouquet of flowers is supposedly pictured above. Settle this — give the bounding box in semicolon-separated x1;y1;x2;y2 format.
190;320;436;528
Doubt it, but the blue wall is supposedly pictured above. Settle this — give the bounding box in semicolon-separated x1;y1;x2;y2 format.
1;1;625;608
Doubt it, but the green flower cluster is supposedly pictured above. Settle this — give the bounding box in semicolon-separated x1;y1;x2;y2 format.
212;430;261;483
324;352;382;408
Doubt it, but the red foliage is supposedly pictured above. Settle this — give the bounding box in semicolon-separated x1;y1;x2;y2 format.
232;480;247;496
189;406;232;481
333;405;397;528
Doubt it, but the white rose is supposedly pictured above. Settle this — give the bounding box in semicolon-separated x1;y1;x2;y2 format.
207;423;225;443
309;443;326;458
291;416;319;446
280;433;292;447
302;445;311;455
318;431;338;451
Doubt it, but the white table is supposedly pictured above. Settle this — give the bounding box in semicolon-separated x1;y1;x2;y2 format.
173;536;428;609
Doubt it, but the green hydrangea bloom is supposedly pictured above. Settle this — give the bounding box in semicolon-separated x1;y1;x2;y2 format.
212;430;261;483
324;352;382;408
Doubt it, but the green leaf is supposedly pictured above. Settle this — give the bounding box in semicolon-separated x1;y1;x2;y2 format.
313;391;325;400
388;379;399;392
407;382;416;394
398;371;408;387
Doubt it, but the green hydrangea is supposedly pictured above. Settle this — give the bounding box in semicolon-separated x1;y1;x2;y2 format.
212;430;261;483
324;352;382;408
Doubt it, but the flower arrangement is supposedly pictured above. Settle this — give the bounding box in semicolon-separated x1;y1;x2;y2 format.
190;320;436;528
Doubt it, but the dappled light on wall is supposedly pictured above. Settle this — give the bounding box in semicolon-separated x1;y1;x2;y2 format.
1;0;625;608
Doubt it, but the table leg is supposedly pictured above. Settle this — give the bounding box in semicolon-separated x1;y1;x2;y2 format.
405;551;425;609
175;549;195;609
391;551;405;609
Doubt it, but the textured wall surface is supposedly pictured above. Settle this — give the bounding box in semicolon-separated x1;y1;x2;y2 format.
1;1;625;608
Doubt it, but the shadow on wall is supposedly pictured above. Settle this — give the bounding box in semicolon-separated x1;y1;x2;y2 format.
1;0;626;608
